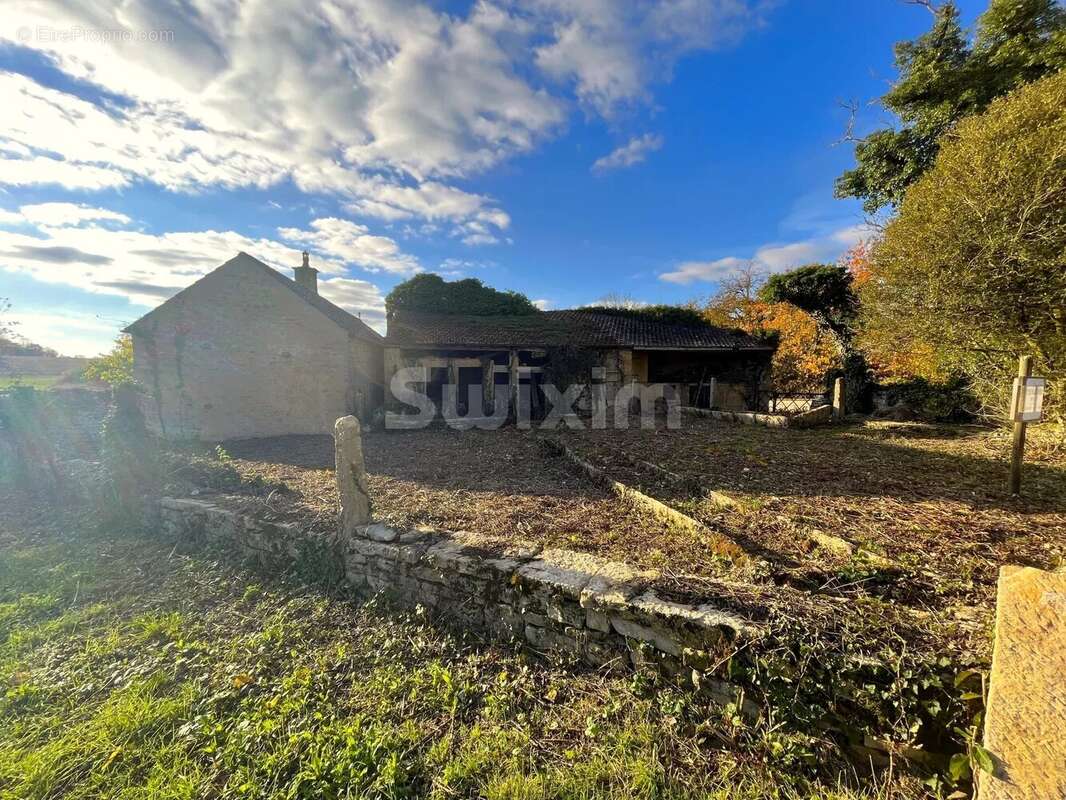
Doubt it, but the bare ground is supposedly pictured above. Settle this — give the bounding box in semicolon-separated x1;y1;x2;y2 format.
548;417;1066;610
220;428;689;571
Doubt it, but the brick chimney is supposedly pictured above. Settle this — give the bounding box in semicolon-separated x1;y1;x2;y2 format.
294;250;318;294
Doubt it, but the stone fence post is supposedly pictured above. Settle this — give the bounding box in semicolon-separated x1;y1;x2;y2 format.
831;377;845;420
335;415;370;537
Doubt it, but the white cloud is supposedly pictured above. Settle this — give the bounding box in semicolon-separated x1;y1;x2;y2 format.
0;208;24;225
18;203;131;227
0;155;130;191
317;278;387;333
532;298;553;310
0;0;773;243
531;0;775;115
591;133;663;173
0;207;399;325
9;309;120;357
278;217;420;275
659;225;874;285
659;256;748;285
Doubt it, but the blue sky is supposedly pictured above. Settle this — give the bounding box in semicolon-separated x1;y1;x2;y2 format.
0;0;987;355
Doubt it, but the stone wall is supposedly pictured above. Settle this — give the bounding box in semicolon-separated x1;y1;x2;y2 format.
680;403;832;429
158;495;761;714
131;257;381;441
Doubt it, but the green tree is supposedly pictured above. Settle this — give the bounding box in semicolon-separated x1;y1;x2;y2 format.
863;69;1066;425
758;264;858;339
837;0;1065;213
759;264;870;410
385;274;538;318
83;335;134;387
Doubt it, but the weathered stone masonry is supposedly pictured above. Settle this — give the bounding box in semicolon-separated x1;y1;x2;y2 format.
158;494;760;712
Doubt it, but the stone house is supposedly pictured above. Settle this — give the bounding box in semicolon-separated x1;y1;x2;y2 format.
383;310;774;420
125;252;383;440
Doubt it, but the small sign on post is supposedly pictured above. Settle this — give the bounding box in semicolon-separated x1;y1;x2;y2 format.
1014;377;1045;423
1008;356;1045;495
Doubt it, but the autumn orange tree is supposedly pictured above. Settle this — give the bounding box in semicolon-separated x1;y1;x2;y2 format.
845;243;946;383
701;265;839;394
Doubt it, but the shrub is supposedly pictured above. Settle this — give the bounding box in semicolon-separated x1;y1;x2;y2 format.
863;69;1066;429
83;335;134;387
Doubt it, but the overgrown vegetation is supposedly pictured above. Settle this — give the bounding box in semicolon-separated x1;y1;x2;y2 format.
861;69;1066;431
385;274;538;318
83;335;134;387
0;498;928;799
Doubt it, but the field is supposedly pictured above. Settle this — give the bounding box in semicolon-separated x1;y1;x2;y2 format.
0;377;60;391
0;494;912;799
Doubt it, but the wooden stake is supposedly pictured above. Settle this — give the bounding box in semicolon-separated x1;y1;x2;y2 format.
1008;355;1033;496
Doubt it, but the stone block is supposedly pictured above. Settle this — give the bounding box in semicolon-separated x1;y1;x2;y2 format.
628;591;757;648
335;416;370;536
584;640;627;669
365;522;399;543
579;570;652;612
980;566;1066;800
546;598;585;627
522;611;549;628
611;616;682;656
586;608;611;633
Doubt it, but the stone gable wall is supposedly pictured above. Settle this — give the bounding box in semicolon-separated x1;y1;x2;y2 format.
131;259;380;440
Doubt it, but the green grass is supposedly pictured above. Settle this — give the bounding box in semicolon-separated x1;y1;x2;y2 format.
0;501;922;799
0;377;60;390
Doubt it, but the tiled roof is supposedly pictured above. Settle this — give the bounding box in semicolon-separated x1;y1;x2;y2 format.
125;253;383;344
385;310;771;350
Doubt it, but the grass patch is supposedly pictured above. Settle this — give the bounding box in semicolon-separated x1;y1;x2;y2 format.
0;495;924;799
0;377;60;391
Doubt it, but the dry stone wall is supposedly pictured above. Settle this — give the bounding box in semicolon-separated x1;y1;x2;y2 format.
158;495;762;715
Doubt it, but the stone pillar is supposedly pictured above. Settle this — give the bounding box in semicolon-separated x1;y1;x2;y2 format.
832;377;845;420
335;415;370;536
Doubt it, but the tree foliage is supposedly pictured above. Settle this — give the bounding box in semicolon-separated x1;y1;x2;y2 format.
83;335;134;387
846;243;945;383
758;263;858;339
702;267;840;394
837;0;1065;213
0;336;59;357
758;263;872;410
862;69;1066;424
385;274;538;318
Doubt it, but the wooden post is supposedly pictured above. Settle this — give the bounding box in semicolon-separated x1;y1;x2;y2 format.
508;349;519;422
1008;355;1033;496
831;376;845;420
481;356;494;416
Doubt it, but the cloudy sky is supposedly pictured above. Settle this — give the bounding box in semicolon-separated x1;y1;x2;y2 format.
0;0;986;355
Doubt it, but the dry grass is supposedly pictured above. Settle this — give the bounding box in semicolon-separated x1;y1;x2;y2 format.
552;418;1066;610
222;429;682;568
216;417;1064;659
